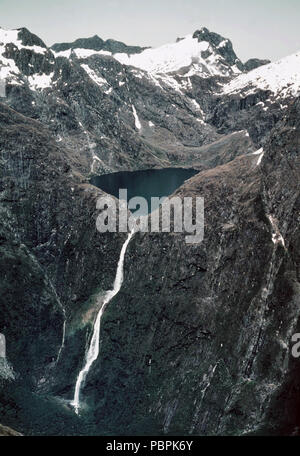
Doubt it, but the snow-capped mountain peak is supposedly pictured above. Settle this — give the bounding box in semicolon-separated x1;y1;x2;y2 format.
0;27;47;54
113;29;243;76
49;27;270;80
0;27;54;89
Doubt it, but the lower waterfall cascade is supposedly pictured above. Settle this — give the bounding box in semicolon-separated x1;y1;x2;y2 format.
72;229;135;414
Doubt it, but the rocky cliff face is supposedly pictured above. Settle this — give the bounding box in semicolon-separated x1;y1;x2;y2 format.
87;99;299;435
0;25;299;435
0;102;127;434
244;58;271;72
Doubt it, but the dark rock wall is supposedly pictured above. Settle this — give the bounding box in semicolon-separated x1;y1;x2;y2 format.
0;103;127;433
83;103;299;435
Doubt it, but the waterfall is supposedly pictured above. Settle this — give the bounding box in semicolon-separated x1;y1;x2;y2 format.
72;229;134;414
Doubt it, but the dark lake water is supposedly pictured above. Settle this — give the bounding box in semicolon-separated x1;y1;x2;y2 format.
90;168;198;215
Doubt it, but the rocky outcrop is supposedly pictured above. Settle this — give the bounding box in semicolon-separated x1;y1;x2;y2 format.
193;27;244;71
51;35;147;55
244;58;271;72
17;27;47;49
0;423;22;436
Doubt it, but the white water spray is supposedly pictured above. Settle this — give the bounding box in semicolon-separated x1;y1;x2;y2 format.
72;230;134;414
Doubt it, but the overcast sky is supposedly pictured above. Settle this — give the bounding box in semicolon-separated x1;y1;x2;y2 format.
1;0;300;62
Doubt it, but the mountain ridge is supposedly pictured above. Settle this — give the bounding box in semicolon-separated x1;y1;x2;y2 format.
1;24;298;177
50;26;270;72
51;34;148;55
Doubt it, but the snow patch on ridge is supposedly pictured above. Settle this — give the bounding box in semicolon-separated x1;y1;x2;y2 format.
52;48;112;59
52;49;72;59
222;52;300;98
0;30;21;83
75;48;111;59
267;215;285;248
28;72;54;90
252;147;264;166
0;54;20;81
114;34;241;76
81;64;109;87
91;155;103;173
132;105;141;130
